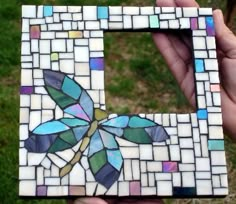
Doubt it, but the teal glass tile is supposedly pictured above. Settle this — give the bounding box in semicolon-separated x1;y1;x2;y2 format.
98;6;108;19
197;109;208;119
208;140;225;150
44;6;53;17
62;76;81;100
195;59;204;72
149;15;159;28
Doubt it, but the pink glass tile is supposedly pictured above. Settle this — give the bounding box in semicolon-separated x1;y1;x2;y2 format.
130;181;141;196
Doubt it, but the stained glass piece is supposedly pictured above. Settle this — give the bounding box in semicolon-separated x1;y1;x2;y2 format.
60;118;89;127
98;6;108;19
150;15;159;28
197;109;208;119
208;140;225;150
95;109;108;121
102;127;124;137
89;149;106;174
33;121;69;135
51;53;58;61
88;130;103;157
44;70;64;90
191;18;198;30
123;128;152;144
195;59;204;73
102;116;129;128
163;161;178;172
62;76;81;100
20;86;33;94
24;134;57;153
145;125;170;142
206;16;215;36
90;58;104;70
78;91;94;121
48;137;71;153
46;86;76;108
107;150;123;171
30;25;40;39
88;121;98;136
44;5;53;17
73;126;90;141
94;164;120;189
64;104;90;121
129;116;156;128
173;187;196;196
59;130;77;145
99;129;118;149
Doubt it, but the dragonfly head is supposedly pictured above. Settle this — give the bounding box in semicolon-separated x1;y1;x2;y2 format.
94;108;108;122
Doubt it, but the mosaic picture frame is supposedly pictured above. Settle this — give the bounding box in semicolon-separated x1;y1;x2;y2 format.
20;5;228;197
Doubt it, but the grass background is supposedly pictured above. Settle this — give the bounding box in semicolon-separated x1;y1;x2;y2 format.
0;0;236;203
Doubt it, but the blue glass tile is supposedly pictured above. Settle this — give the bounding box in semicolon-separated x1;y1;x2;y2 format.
102;127;124;137
73;125;90;141
60;118;89;127
208;140;225;150
43;6;53;17
195;59;204;72
102;116;129;128
79;91;94;121
99;130;118;149
34;121;69;135
89;130;104;156
98;6;108;19
129;116;156;128
62;76;81;100
197;109;208;119
107;150;123;171
206;17;215;36
90;58;104;70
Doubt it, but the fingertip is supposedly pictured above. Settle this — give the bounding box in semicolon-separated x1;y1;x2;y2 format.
74;198;108;204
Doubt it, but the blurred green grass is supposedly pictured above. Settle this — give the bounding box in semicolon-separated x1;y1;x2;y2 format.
0;0;236;203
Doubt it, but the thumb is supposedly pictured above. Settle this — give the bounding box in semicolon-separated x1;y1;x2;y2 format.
213;9;236;57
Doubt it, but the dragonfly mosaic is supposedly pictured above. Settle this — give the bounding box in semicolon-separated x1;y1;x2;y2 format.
19;5;228;198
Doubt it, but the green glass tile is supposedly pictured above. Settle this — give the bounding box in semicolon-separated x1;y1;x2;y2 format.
46;86;76;108
124;128;152;144
89;150;106;174
59;130;77;145
51;53;58;61
48;137;71;153
208;140;225;150
150;15;159;28
95;109;108;121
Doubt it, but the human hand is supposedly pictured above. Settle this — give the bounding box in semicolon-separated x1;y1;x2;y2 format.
68;197;163;204
153;0;236;140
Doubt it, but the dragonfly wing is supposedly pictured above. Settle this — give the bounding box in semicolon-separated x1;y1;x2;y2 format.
43;70;94;121
101;115;169;144
88;129;123;189
24;118;89;153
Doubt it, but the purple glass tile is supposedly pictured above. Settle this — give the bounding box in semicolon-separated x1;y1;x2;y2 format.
20;86;33;94
191;18;198;30
206;17;215;36
90;58;104;70
163;161;178;172
130;181;141;196
37;186;47;196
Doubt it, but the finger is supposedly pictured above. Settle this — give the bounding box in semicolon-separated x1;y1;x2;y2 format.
168;33;192;63
213;9;236;58
74;198;108;204
175;0;199;7
153;33;188;84
153;33;196;106
156;0;177;7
